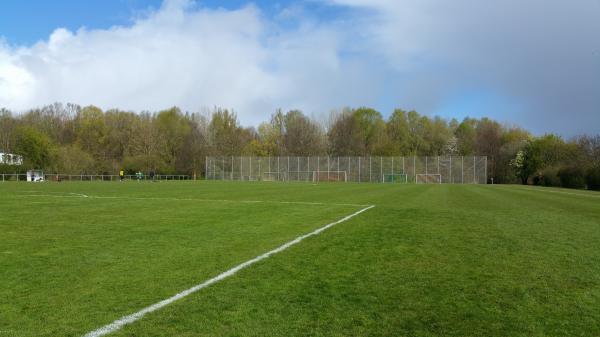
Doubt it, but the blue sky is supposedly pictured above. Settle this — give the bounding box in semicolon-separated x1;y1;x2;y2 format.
0;0;343;45
0;0;598;136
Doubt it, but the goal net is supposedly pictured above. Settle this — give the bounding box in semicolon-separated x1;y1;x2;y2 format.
312;171;347;182
262;171;285;181
383;173;408;183
416;174;442;184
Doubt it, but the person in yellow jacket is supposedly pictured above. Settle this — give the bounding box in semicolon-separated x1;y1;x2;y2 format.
119;170;124;181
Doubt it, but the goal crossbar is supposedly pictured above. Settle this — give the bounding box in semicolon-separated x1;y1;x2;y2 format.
262;171;348;182
312;171;347;183
415;174;442;184
383;173;408;183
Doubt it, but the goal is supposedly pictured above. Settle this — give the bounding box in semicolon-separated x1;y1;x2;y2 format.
262;171;285;181
313;171;347;182
416;174;442;184
261;171;347;182
383;173;408;183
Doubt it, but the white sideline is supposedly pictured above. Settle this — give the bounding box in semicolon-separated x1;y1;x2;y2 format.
497;185;600;199
14;193;370;207
82;204;375;337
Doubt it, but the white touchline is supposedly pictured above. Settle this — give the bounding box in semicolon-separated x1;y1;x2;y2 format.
82;204;375;337
14;193;371;207
495;185;600;199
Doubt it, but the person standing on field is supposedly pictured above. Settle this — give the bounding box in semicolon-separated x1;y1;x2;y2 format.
119;170;124;181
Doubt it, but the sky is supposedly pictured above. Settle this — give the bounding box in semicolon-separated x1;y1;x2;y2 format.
0;0;599;136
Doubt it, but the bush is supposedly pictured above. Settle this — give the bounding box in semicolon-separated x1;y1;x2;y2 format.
586;166;600;191
558;166;586;189
536;167;561;187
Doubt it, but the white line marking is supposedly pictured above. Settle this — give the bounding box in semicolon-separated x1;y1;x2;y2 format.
20;190;89;198
82;205;375;337
495;185;600;199
12;193;370;207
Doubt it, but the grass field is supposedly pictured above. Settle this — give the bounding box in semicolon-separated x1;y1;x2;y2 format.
1;181;599;337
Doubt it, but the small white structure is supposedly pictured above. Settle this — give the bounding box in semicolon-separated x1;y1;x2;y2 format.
0;152;23;166
27;170;44;182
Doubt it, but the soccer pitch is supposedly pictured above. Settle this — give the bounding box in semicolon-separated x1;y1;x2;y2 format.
1;182;599;336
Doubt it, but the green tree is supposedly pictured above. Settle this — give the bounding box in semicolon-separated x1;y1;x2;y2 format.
386;109;410;155
14;127;55;169
352;107;386;155
75;105;107;170
282;110;326;155
155;107;191;172
209;108;243;156
455;118;477;155
327;108;363;156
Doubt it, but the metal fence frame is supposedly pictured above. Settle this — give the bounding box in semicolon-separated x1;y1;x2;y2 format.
205;156;488;184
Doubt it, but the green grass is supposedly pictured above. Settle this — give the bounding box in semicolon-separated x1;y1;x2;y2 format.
1;181;599;337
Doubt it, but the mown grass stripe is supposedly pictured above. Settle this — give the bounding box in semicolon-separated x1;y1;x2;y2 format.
82;205;375;337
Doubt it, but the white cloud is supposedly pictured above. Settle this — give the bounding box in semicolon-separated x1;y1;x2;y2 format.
0;0;381;125
326;0;600;134
1;0;598;135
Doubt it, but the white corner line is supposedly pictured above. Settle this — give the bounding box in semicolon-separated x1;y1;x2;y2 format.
82;204;375;337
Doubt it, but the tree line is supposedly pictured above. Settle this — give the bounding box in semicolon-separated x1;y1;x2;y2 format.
1;103;599;189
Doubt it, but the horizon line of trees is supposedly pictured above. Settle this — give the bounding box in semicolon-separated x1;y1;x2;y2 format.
1;103;599;190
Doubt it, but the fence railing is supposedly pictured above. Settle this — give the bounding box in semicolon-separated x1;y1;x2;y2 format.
0;174;191;182
206;156;488;184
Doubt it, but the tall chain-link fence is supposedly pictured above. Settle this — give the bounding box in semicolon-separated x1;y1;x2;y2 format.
206;156;487;184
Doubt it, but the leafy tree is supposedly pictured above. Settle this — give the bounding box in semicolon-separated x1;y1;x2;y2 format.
327;108;363;156
386;109;410;155
406;110;429;155
75;105;107;170
52;145;95;174
282;110;326;156
155;107;191;171
0;109;17;153
455;118;477;155
209;108;243;156
14;127;55;169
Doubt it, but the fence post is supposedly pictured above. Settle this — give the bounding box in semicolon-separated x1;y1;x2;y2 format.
358;157;361;183
413;156;416;183
473;156;476;184
485;156;488;184
461;156;464;184
449;156;452;184
317;157;320;182
369;156;372;183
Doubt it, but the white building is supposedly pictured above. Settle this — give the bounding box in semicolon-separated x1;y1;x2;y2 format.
0;152;23;166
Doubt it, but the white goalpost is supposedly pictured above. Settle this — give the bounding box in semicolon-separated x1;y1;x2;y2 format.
312;171;347;183
262;171;347;182
415;174;442;184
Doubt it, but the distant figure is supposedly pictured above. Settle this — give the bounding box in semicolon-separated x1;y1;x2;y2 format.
150;171;155;181
119;170;124;181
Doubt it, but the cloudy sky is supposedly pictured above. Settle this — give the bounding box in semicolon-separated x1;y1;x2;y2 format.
0;0;598;135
